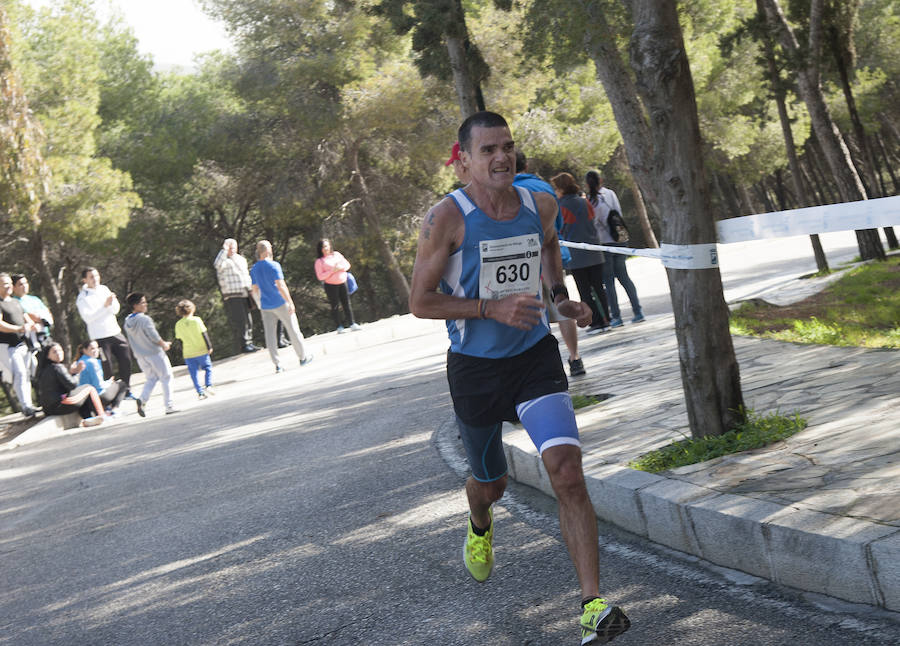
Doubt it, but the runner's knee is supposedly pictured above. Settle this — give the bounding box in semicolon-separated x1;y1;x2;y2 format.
542;444;586;496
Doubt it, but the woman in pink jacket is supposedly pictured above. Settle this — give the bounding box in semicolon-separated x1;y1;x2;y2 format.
314;239;360;333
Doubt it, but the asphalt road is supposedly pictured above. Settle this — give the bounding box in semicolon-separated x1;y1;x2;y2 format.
2;318;899;645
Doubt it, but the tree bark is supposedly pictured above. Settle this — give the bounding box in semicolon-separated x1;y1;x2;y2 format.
614;147;659;247
445;33;479;119
628;0;744;438
829;24;881;199
579;0;662;220
759;0;884;261
348;140;410;310
30;228;72;354
758;8;829;272
875;132;900;194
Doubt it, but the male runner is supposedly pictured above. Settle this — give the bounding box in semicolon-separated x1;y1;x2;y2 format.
409;111;631;644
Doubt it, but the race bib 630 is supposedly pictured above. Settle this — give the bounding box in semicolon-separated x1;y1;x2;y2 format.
478;234;541;300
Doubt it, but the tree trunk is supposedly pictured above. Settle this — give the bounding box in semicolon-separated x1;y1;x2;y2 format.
348;141;410;310
759;10;829;272
876;131;900;194
578;0;662;220
445;33;479;119
614;147;659;247
737;183;755;215
30;228;72;354
759;0;884;261
712;171;741;219
629;0;744;438
830;25;881;199
805;138;839;203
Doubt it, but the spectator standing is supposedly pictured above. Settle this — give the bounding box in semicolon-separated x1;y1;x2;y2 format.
585;171;644;326
123;293;178;416
214;238;259;355
174;299;215;399
513;153;586;377
551;173;612;334
75;267;133;391
0;273;38;416
11;274;53;343
314;239;360;334
37;342;105;427
75;340;129;414
250;240;313;373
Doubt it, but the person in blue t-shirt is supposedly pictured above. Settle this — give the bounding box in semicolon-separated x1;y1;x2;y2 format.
249;240;313;373
512;152;585;377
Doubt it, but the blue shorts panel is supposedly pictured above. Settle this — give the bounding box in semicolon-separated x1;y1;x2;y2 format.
516;392;580;454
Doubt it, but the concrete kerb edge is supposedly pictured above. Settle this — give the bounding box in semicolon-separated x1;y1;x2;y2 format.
502;437;898;611
869;529;900;612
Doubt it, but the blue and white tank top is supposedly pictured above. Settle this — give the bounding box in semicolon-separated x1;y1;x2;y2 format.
441;185;549;358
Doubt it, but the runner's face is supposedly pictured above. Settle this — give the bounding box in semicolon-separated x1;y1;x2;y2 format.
462;126;515;189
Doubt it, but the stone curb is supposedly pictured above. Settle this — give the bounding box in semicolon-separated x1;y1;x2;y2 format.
501;432;900;612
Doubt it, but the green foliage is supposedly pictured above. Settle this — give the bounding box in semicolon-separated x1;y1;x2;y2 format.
371;0;490;87
730;256;900;348
570;394;601;410
628;409;807;473
16;0;140;241
0;5;48;228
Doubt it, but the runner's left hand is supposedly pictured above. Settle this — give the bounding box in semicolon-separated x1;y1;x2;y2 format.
557;299;593;327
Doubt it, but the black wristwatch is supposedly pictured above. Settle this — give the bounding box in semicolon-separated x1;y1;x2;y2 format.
550;283;569;302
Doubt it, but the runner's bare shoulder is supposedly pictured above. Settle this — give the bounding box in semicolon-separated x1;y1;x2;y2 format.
420;196;465;250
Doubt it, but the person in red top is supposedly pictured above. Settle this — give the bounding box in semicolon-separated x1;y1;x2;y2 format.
314;239;360;333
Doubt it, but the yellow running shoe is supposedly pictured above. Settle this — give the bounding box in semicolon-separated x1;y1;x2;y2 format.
580;598;630;644
463;509;494;582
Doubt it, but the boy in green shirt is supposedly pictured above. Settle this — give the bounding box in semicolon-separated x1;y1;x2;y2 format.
174;300;215;399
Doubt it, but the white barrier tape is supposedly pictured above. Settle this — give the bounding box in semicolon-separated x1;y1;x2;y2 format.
660;243;719;269
560;241;719;269
716;195;900;243
560;194;899;269
560;240;662;260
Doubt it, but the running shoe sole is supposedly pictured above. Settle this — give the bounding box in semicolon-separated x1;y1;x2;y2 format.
581;606;631;645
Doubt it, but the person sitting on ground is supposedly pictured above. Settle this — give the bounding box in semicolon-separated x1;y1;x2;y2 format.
552;172;612;335
37;342;105;427
174;299;215;400
123;292;178;416
75;340;128;415
314;238;360;334
11;274;53;344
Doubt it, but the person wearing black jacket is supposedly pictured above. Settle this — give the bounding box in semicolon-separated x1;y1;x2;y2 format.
37;343;105;427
